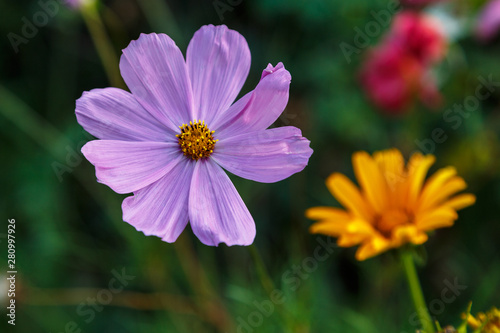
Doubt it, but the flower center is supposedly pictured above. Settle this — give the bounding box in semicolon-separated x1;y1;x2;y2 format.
176;120;217;160
374;209;413;238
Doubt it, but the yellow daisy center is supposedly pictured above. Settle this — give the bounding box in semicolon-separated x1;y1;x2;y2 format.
176;120;218;160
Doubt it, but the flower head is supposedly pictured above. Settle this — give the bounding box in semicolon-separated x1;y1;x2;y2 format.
360;43;441;113
388;11;446;65
306;149;475;260
360;11;446;114
76;25;313;246
465;307;500;333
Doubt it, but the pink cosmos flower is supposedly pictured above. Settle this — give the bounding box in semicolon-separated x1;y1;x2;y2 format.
475;0;500;42
76;25;313;246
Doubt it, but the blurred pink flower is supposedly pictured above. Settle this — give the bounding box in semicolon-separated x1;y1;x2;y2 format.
475;0;500;42
360;44;441;114
388;11;446;65
360;11;446;114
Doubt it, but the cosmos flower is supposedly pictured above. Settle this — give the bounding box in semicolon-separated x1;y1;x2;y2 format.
475;0;500;42
76;25;313;246
306;149;475;261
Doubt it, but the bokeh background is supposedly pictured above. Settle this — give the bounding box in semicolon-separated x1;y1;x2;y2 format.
1;0;499;332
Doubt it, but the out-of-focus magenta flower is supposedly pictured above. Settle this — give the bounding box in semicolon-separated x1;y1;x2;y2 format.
360;44;441;114
360;45;419;112
475;0;500;42
76;25;313;246
360;11;446;114
389;11;446;65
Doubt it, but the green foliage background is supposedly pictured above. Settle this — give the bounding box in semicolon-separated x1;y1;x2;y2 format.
0;0;499;332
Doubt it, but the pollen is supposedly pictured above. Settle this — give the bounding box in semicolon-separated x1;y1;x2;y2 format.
176;120;217;160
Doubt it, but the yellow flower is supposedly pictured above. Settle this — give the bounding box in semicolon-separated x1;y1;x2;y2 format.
306;149;475;261
465;307;500;333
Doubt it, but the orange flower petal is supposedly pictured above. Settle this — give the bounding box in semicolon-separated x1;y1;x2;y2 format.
346;218;375;236
374;148;405;182
444;193;476;211
326;173;373;220
337;233;368;247
353;151;388;213
373;148;405;176
391;225;428;246
309;220;349;237
407;152;435;208
418;176;466;213
418;166;456;201
305;207;350;221
415;206;457;231
355;236;392;261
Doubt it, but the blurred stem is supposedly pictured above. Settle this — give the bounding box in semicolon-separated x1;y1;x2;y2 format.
80;2;126;89
47;24;78;120
0;85;71;158
25;285;198;313
137;0;182;44
248;245;297;331
248;244;275;295
173;235;234;332
400;248;436;333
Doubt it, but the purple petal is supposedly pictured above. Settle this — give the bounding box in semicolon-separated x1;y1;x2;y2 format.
76;87;172;141
122;159;194;242
187;25;250;124
120;33;193;132
212;127;313;183
212;63;291;139
82;140;182;194
476;0;500;42
189;159;255;246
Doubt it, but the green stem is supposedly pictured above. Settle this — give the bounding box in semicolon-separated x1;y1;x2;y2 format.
137;0;183;44
248;245;298;331
400;248;436;333
248;244;275;295
173;235;234;332
0;85;71;159
80;2;125;89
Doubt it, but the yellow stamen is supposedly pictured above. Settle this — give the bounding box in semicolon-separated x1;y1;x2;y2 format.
177;120;217;160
